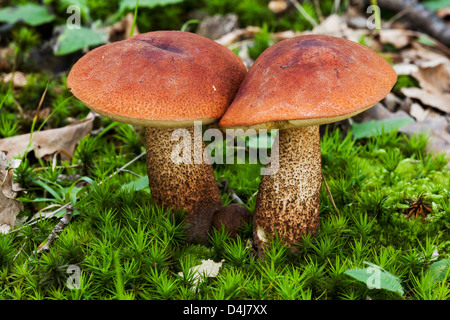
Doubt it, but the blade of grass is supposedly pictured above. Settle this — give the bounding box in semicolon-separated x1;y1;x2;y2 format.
129;0;139;38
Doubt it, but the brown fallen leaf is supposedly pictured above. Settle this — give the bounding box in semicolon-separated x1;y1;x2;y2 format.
0;112;95;162
215;26;261;47
353;102;412;123
268;0;289;13
409;102;442;122
399;43;450;114
197;14;239;40
401;87;450;114
0;152;23;233
2;71;27;87
379;29;411;49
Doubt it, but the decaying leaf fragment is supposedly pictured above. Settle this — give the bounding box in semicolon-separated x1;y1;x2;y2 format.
0;152;23;233
0;112;95;161
400;45;450;114
177;259;225;290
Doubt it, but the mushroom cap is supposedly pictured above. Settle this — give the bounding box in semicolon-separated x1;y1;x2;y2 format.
67;31;247;128
218;35;397;130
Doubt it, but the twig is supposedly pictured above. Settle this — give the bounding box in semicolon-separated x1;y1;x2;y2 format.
322;174;340;217
34;205;74;257
118;169;143;178
13;240;26;261
106;151;146;180
228;189;245;205
385;8;411;26
218;180;245;205
32;164;82;172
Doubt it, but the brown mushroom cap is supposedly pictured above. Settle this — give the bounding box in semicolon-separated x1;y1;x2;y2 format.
67;31;247;128
219;34;397;130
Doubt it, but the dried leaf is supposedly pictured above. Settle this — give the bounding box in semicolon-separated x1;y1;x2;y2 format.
0;112;95;161
0;151;23;230
215;26;260;47
409;102;442;121
401;87;450;114
268;0;288;13
379;29;411;49
178;259;225;289
399;44;450;114
310;14;349;37
2;71;27;87
353;102;413;122
393;63;419;76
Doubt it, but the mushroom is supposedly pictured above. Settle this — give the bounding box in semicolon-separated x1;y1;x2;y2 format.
218;35;397;251
67;31;247;244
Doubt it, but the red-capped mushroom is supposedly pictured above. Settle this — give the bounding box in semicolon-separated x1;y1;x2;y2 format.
219;35;397;250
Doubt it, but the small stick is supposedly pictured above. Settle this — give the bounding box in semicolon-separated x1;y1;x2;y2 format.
322;174;340;217
106;151;146;180
228;189;245;205
33;164;82;172
13;240;26;261
218;180;244;205
34;205;74;257
118;169;143;178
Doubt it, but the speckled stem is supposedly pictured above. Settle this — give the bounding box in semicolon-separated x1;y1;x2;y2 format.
145;126;223;244
253;125;322;252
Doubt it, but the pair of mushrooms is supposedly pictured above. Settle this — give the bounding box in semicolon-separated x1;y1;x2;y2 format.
67;31;397;249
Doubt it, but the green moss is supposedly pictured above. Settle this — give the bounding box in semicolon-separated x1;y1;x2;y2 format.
1;0;449;301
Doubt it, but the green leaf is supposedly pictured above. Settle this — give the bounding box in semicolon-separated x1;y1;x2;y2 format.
428;259;450;283
119;0;184;12
351;117;414;140
0;4;55;26
180;19;199;32
54;26;107;56
121;176;149;192
422;0;450;11
417;35;437;47
33;179;64;203
344;262;404;296
18;197;58;203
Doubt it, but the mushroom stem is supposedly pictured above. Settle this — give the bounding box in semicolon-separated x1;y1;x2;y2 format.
145;126;223;244
253;125;322;252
